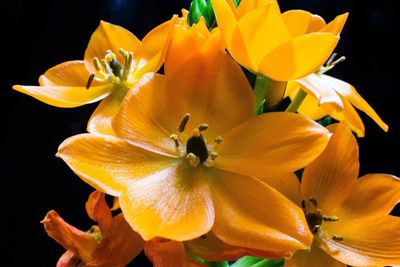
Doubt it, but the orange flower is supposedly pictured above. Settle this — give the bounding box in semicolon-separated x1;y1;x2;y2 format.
41;191;144;267
13;18;176;135
286;72;388;137
211;0;348;81
279;122;400;266
57;47;331;255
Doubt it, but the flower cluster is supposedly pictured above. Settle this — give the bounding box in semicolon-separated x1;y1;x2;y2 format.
13;0;399;266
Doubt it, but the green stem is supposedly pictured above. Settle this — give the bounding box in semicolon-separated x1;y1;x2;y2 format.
251;259;284;267
207;261;229;267
253;75;272;115
285;89;307;113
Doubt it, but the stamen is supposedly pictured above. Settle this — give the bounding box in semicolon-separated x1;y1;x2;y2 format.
118;48;128;58
101;59;113;75
105;50;116;63
122;52;133;81
198;123;209;132
210;152;218;160
330;56;346;67
93;57;102;71
312;225;320;234
323;215;339;222
186;153;200;167
326;53;337;66
169;134;180;148
86;73;95;89
332;234;344;241
178;113;191;132
214;136;223;144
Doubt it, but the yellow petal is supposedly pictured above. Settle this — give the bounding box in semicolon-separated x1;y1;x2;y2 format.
236;0;280;18
330;95;365;137
237;5;291;69
286;243;346;267
84;20;143;71
297;94;332;120
211;0;238;46
119;162;214;241
113;54;254;155
322;74;388;133
89;213;144;266
87;89;126;135
12;84;113;108
216;112;330;179
259;33;339;81
185;230;288;262
295;73;344;111
319;13;349;35
282;10;314;37
334;174;400;220
41;210;97;263
57;133;177;196
301;122;359;213
319;215;400;266
306;15;327;33
209;168;312;253
39;60;92;86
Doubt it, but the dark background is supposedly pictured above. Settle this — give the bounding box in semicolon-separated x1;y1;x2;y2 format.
2;0;399;266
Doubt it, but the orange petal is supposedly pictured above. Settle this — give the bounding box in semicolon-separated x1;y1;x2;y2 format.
259;33;339;81
41;210;97;263
89;213;144;266
57;133;177;196
334;174;400;220
211;0;238;47
85;191;112;232
237;5;291;69
301;122;359;213
145;238;186;267
319;215;400;266
295;73;344;111
119;162;214;241
39;60;92;86
319;13;349;35
266;173;302;206
113;54;254;155
216;112;330;179
84;20;143;71
286;243;346;267
322;74;388;133
209;168;312;253
185;231;287;262
87;89;126;135
282;10;314;37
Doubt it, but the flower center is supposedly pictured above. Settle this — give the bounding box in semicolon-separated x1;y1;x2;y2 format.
86;48;135;89
302;198;340;235
170;113;222;168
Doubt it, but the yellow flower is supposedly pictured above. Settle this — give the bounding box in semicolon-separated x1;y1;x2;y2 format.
57;49;331;254
41;191;144;267
286;73;388;137
211;0;348;81
13;18;176;135
279;122;400;266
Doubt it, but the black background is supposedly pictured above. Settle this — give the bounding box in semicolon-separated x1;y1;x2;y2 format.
3;0;399;266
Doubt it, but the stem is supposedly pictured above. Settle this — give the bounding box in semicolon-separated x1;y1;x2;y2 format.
285;89;307;113
207;261;229;267
251;259;283;267
253;75;272;115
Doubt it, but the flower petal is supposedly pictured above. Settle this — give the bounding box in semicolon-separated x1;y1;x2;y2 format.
85;191;112;232
113;54;254;155
119;162;214;241
259;33;339;81
185;231;287;262
320;13;349;35
266;173;302;206
209;168;312;253
301;122;359;213
216;112;330;179
41;210;97;263
319;215;400;266
39;60;92;86
334;174;400;220
323;75;388;133
89;213;144;267
282;10;314;37
84;20;143;71
286;244;346;267
145;238;186;267
57;133;177;196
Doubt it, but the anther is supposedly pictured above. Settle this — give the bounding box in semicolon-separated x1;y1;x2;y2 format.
214;136;223;144
178;113;191;132
169;134;179;148
105;50;116;63
312;225;320;234
332;234;344;241
86;73;95;89
210;152;218;160
186;153;200;167
323;215;339;222
301;200;306;210
309;198;318;207
198;123;209;132
118;48;128;57
93;57;102;71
